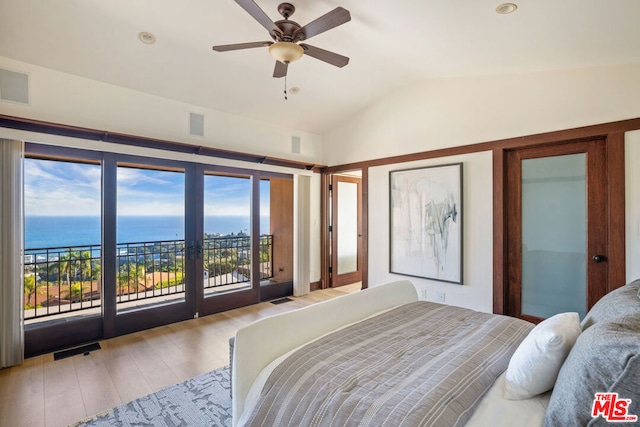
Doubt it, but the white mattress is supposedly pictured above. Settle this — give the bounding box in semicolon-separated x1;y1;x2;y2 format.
466;372;550;427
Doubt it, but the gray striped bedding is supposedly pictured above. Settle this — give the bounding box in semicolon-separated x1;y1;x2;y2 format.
241;301;533;427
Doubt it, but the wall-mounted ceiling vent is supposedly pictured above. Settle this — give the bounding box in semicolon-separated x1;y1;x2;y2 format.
0;68;30;105
292;136;301;154
189;112;204;137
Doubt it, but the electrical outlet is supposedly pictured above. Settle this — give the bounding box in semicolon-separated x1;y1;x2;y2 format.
434;291;446;303
420;289;427;300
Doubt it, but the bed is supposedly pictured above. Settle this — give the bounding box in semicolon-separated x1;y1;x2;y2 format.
231;279;640;427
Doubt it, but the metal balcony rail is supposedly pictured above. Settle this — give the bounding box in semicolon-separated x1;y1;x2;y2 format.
24;235;273;320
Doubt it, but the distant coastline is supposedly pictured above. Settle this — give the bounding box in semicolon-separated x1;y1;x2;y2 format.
25;215;270;249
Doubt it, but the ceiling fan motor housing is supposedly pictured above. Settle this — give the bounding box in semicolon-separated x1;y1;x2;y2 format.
278;3;295;19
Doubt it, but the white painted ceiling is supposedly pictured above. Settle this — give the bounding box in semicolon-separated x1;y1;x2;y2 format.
2;0;640;135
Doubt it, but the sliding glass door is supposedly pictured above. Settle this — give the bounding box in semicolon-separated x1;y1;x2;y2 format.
202;173;253;295
116;165;187;313
23;145;293;356
23;151;105;355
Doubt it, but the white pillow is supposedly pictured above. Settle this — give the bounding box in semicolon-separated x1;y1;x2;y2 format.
503;312;581;400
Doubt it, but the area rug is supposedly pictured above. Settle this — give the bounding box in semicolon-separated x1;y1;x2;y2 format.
71;366;232;427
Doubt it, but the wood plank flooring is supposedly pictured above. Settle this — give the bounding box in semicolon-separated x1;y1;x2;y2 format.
0;284;361;427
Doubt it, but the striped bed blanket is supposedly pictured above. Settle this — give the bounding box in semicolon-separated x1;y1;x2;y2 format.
241;301;533;427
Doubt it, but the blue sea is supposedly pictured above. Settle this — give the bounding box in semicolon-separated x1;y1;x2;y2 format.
25;216;270;249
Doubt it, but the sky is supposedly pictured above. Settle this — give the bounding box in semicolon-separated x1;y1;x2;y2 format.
24;158;270;216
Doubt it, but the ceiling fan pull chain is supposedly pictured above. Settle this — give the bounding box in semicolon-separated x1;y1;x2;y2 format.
284;74;288;100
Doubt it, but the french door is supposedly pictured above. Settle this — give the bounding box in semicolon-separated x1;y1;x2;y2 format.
505;139;609;322
329;174;363;287
24;145;291;356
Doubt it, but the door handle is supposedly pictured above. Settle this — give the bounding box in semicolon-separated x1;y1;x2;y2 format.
593;255;607;263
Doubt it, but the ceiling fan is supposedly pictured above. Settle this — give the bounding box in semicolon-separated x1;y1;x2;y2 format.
212;0;351;78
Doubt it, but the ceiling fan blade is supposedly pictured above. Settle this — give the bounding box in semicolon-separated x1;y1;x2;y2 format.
234;0;281;36
295;7;351;41
212;41;272;52
273;61;288;78
300;44;349;68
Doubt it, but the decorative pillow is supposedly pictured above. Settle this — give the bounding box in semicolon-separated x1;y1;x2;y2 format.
581;280;640;330
503;312;581;400
544;314;640;426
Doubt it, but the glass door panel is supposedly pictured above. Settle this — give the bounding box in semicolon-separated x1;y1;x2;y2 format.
337;181;359;275
330;174;363;287
203;174;253;296
24;158;102;324
521;154;587;318
116;165;186;312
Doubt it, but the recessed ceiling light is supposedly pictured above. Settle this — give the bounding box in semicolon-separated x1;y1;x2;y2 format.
496;3;517;14
138;32;156;44
289;87;300;95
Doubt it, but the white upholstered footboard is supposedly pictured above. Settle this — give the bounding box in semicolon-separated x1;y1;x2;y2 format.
231;280;418;425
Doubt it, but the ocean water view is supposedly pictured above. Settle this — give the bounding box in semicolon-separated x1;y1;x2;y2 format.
25;215;270;249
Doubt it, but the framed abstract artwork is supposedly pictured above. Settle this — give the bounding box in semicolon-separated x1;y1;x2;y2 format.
389;163;463;284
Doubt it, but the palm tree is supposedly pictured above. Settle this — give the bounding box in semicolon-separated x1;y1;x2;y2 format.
24;275;44;307
67;283;89;302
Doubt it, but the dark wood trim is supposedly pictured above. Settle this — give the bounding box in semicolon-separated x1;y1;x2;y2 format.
114;304;192;336
25;316;103;357
251;171;262;299
187;163;204;317
102;153;118;338
259;281;293;301
505;149;522;317
607;132;626;292
310;280;322;292
25;142;104;162
330;175;363;286
320;174;330;289
361;167;369;289
492;149;506;314
323;118;640;173
1;114;326;172
504;139;611;319
586;139;609;310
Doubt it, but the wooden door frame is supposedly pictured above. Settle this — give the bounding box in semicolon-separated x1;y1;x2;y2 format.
504;138;609;322
494;133;626;315
320;169;369;290
330;174;363;287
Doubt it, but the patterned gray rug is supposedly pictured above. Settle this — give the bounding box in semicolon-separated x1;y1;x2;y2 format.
71;366;232;427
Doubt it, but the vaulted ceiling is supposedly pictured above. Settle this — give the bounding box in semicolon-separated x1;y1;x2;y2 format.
2;0;640;135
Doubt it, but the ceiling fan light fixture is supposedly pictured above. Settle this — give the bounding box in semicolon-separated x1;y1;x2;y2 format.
269;41;304;63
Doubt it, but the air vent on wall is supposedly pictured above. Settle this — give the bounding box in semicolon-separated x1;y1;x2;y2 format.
0;68;29;104
292;136;301;154
189;112;204;137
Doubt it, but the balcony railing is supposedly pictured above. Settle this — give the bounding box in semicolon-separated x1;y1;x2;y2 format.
24;235;273;321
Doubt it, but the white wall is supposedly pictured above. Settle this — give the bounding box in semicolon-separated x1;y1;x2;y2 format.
368;151;493;312
0;56;323;164
324;63;640;165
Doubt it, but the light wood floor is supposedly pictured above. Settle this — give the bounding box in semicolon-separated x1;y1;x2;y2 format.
0;284;361;427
